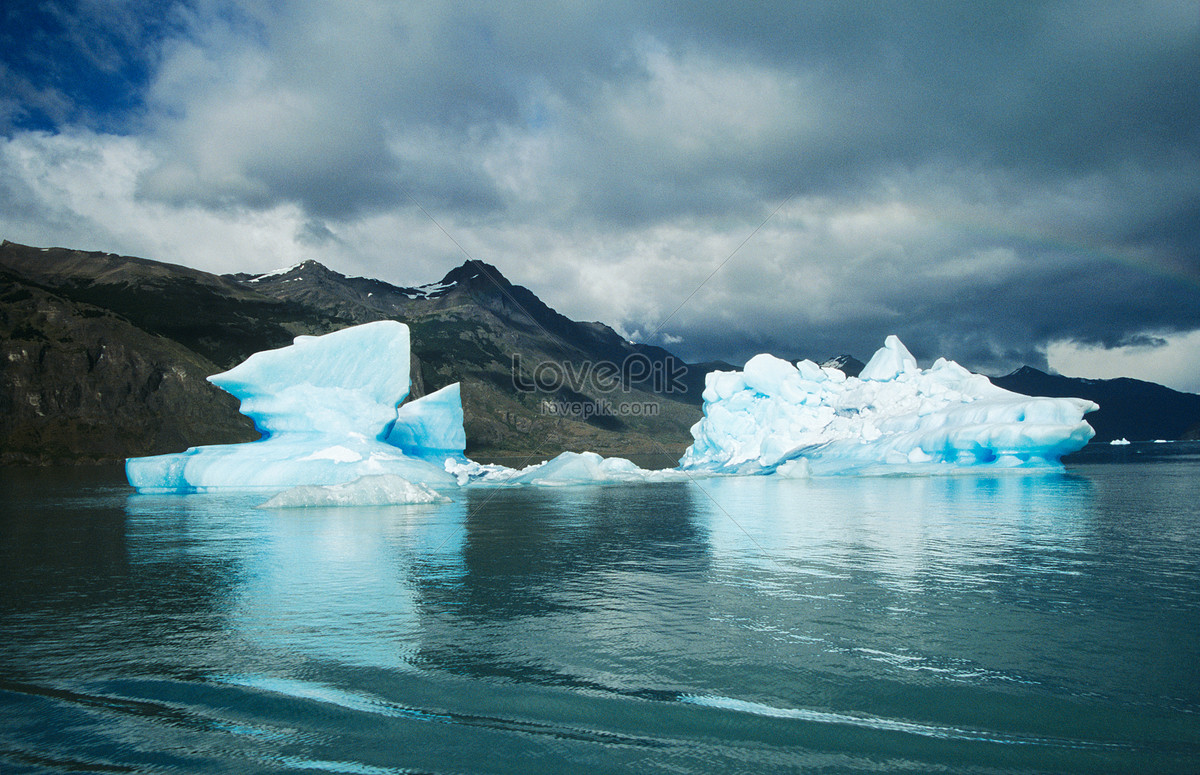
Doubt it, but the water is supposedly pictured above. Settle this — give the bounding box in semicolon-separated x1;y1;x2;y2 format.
3;444;1200;773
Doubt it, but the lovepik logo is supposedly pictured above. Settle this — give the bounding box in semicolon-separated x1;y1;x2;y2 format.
511;353;689;395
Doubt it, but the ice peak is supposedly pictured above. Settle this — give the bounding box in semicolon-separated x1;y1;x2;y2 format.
859;335;919;381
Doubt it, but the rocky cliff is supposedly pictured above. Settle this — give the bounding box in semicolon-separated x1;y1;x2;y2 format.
0;242;711;465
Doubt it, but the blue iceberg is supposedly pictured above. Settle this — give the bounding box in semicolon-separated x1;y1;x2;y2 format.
126;324;1098;495
126;321;458;492
445;451;690;487
679;336;1097;475
386;383;467;462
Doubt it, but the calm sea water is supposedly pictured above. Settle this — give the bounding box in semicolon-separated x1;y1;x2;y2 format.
2;444;1199;774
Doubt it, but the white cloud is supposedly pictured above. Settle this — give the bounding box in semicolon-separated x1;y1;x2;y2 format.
0;130;311;273
1047;332;1200;394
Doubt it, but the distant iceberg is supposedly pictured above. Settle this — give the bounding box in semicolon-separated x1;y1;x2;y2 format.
680;336;1097;475
126;323;1098;496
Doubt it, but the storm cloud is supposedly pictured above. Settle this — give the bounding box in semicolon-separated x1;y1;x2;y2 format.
2;1;1198;388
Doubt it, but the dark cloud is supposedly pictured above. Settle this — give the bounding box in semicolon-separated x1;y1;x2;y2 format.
1;1;1198;387
660;1;1200;170
663;233;1200;376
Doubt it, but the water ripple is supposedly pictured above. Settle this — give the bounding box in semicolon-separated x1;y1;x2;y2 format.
681;693;1139;751
218;674;672;750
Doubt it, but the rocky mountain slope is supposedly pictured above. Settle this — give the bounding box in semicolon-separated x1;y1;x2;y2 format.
1;252;260;463
226;256;722;458
0;241;717;464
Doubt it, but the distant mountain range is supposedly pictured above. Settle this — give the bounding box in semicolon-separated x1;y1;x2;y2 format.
0;241;726;464
1;240;1196;465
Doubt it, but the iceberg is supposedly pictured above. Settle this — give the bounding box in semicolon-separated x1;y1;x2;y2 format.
679;336;1097;475
258;475;450;509
386;383;467;461
443;451;689;487
507;451;648;486
126;321;459;492
126;323;1099;496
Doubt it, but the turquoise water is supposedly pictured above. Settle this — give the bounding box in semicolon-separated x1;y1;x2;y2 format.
2;445;1199;773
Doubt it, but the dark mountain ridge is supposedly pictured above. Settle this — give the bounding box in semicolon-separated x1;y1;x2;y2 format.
0;253;259;463
226;256;721;402
1;241;712;464
1;242;343;368
3;239;1196;464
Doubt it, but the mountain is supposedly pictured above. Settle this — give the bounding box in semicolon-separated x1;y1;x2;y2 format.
0;242;349;368
6;239;1196;465
0;246;263;463
992;366;1200;443
820;354;865;378
225;257;721;458
0;241;713;465
232;258;720;395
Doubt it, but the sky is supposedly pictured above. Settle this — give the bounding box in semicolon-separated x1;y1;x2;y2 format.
2;1;1199;391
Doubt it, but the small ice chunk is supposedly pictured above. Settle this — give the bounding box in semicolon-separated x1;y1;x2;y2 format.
445;451;695;487
258;475;450;508
513;451;646;486
444;457;515;486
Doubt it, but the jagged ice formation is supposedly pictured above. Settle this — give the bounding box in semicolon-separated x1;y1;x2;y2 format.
126;324;1098;497
679;336;1097;475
